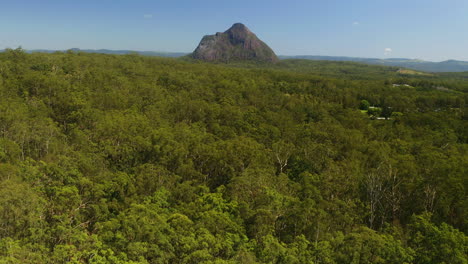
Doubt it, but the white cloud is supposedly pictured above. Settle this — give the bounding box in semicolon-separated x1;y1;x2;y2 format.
353;21;360;25
143;14;153;19
384;48;392;55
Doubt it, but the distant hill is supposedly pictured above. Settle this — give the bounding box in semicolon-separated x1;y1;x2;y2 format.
191;23;278;63
20;48;188;58
2;48;467;72
279;55;468;72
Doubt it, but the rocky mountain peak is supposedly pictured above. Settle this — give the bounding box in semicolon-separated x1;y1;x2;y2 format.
191;23;278;63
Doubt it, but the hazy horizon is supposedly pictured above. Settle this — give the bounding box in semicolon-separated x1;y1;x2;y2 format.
3;47;463;63
1;0;467;61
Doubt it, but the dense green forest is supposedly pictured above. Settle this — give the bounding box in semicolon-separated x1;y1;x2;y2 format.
0;48;466;263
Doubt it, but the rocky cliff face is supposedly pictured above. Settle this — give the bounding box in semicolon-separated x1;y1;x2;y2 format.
192;23;278;63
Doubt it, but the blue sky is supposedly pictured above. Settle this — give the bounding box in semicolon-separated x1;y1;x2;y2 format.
0;0;467;61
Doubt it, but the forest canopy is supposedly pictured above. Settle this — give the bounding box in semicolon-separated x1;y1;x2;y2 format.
0;48;466;263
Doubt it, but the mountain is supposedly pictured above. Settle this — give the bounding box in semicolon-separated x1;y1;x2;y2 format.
191;23;278;63
279;55;468;72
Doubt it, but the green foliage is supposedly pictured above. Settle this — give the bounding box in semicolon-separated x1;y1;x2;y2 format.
333;228;414;264
408;213;467;264
0;51;466;263
359;100;370;110
367;107;382;117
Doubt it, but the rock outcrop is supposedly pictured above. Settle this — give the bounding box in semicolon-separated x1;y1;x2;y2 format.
192;23;278;63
